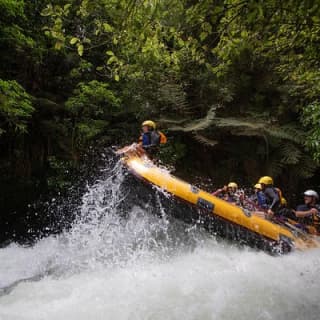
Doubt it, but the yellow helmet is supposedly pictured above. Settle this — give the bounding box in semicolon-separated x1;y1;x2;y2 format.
228;182;238;189
258;176;273;185
254;183;262;190
142;120;156;129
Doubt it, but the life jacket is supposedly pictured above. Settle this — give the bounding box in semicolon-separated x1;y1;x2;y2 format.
150;130;160;146
159;131;167;144
139;130;167;146
309;204;320;234
256;191;268;209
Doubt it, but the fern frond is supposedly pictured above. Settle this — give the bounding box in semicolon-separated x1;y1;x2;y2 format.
213;118;305;144
279;143;302;165
193;133;218;147
264;144;315;179
158;118;190;125
294;155;317;178
265;157;286;177
214;117;266;130
265;124;305;145
157;81;193;115
164;105;218;132
158;83;187;105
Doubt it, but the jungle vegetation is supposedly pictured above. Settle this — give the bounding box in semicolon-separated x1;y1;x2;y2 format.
1;0;320;216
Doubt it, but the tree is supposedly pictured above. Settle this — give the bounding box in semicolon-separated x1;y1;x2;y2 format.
0;79;34;135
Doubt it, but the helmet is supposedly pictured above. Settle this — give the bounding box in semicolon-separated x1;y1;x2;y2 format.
228;182;238;189
258;176;273;185
304;190;319;199
254;183;262;190
142;120;156;129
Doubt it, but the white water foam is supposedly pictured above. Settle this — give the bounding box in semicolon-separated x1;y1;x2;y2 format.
0;159;320;320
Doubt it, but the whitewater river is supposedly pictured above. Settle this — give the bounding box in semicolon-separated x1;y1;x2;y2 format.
1;159;320;320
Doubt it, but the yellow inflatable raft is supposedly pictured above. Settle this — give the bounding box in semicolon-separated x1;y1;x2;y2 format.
118;145;319;253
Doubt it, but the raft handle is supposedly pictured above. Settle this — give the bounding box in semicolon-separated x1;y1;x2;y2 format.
242;208;252;217
197;198;214;212
190;185;199;194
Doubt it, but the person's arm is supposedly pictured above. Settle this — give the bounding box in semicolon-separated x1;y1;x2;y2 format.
265;188;280;211
293;208;318;218
263;188;280;217
212;189;223;196
212;186;227;196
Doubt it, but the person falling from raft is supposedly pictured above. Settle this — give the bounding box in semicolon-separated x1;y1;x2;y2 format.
139;120;167;157
116;120;167;157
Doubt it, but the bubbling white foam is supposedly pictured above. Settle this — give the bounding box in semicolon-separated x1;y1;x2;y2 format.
0;158;320;320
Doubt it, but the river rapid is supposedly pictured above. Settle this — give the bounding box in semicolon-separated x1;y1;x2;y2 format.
0;159;320;320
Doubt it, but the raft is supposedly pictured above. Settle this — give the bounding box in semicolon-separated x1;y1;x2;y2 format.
118;145;319;253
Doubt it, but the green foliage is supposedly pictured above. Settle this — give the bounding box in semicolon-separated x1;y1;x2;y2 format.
0;79;34;134
66;80;120;117
66;80;120;148
26;1;320;180
0;0;25;19
0;0;35;49
47;156;73;191
158;139;187;166
75;120;109;147
302;102;320;162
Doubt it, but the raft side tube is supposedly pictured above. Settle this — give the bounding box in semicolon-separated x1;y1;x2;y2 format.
124;165;294;254
125;157;295;240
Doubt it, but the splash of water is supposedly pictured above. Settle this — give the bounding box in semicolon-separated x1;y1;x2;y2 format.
0;155;320;320
0;156;205;288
